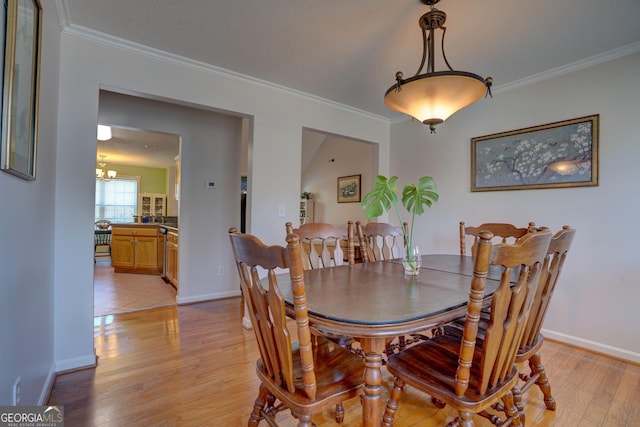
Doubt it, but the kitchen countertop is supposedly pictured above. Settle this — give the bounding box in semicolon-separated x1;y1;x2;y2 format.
112;222;178;231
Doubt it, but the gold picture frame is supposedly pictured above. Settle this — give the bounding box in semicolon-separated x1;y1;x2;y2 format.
471;115;599;192
337;174;361;203
1;0;42;180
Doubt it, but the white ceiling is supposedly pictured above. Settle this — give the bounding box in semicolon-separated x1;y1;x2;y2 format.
97;126;180;169
62;0;640;166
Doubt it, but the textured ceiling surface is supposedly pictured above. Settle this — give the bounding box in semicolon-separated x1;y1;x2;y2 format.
59;0;640;165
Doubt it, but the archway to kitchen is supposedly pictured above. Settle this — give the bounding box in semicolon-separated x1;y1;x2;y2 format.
94;89;248;316
94;122;180;316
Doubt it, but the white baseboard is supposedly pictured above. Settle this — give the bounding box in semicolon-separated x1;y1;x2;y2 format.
38;364;57;405
177;289;241;305
54;353;97;373
542;328;640;364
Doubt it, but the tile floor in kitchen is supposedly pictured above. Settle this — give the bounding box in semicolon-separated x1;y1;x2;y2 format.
94;257;176;317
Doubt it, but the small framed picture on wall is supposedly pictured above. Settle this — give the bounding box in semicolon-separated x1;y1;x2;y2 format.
337;174;361;203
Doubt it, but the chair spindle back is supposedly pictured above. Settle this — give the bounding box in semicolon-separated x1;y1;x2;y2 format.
356;221;407;262
460;221;536;256
285;221;354;269
457;228;552;396
228;227;317;400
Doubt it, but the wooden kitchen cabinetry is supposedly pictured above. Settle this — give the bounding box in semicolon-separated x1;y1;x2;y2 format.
111;225;162;274
165;230;179;289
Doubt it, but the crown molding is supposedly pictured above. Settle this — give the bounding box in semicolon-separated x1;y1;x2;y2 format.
493;41;640;94
57;20;389;124
56;0;639;125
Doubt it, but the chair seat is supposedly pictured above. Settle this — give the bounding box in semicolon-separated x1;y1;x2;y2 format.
255;335;363;414
386;335;520;412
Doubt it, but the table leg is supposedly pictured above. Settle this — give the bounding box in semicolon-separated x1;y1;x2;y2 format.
360;337;387;427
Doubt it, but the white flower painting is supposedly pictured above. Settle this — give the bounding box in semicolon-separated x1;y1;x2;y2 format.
472;115;599;191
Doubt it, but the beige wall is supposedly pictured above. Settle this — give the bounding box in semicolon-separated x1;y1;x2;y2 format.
301;133;374;225
390;52;640;362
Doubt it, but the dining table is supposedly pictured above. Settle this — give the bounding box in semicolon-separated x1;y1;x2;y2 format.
279;253;505;427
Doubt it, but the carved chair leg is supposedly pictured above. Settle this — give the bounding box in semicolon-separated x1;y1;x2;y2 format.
529;352;556;410
512;383;525;423
334;403;344;424
456;411;475;427
295;413;313;427
248;384;269;427
382;378;405;427
501;390;522;427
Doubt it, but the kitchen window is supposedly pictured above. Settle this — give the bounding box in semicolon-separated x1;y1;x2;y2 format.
95;177;139;222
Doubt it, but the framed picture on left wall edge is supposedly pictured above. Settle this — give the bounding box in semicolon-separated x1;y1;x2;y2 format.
1;0;42;180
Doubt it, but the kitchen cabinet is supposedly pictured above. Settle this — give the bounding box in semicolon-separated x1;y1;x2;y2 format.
111;225;162;274
138;193;167;218
165;230;179;289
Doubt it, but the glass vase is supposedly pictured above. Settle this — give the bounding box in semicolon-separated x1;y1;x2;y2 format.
402;245;421;276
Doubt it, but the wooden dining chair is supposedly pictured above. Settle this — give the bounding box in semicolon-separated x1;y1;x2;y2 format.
355;221;407;263
355;221;425;355
382;228;552;427
94;220;112;262
516;225;576;412
460;221;536;256
444;226;575;418
285;221;355;269
228;228;364;427
285;221;357;348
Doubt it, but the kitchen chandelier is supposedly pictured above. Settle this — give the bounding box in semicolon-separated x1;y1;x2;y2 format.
384;0;492;133
96;154;117;180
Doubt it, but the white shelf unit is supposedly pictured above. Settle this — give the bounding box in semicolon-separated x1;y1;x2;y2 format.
299;200;314;225
139;192;167;218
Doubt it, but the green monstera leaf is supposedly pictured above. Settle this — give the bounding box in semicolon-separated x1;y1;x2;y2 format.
361;175;439;252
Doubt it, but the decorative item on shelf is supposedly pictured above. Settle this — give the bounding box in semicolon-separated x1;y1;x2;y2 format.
361;175;439;275
96;154;117;180
300;191;312;200
384;0;492;133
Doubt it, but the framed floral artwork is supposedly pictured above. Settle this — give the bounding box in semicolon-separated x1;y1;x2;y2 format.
471;115;599;192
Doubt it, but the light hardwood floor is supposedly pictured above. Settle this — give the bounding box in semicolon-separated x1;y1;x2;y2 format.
50;297;640;426
94;258;176;316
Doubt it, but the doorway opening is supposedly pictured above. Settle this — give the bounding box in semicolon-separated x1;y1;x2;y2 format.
94;123;180;316
300;128;378;226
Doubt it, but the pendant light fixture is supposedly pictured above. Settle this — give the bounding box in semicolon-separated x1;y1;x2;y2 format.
384;0;492;133
96;154;117;180
97;125;112;141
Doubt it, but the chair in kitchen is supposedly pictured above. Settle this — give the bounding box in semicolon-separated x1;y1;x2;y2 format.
285;221;355;269
228;228;364;426
459;221;537;256
355;221;407;263
382;228;552;427
94;220;112;263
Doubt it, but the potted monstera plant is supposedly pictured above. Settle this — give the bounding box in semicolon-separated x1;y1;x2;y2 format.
361;175;439;275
